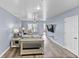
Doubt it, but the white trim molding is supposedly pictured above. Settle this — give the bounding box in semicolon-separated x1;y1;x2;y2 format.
48;37;79;57
0;47;10;57
65;47;79;57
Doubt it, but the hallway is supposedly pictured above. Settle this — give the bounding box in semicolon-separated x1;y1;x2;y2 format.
2;37;77;58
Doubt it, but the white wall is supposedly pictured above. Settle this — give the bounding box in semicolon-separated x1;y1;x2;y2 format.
21;21;44;35
47;6;79;46
0;7;21;56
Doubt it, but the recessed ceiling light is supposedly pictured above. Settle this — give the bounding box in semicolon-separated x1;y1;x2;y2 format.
37;6;41;10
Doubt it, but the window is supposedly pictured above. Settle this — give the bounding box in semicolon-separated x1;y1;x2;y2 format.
28;24;37;33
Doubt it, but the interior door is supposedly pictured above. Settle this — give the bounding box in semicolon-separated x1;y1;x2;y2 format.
64;15;78;56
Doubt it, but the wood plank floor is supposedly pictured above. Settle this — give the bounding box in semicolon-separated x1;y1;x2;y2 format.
2;38;78;58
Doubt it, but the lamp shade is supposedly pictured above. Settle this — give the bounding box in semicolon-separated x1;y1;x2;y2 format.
13;28;19;33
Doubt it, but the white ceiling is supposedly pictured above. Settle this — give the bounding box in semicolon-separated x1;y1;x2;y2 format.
0;0;79;20
46;0;79;18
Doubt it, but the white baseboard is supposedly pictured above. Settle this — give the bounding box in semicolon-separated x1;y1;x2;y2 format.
48;37;66;48
0;47;10;57
49;37;79;57
65;47;79;57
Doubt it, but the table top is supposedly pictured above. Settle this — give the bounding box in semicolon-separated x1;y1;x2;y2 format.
20;37;44;42
12;38;20;40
